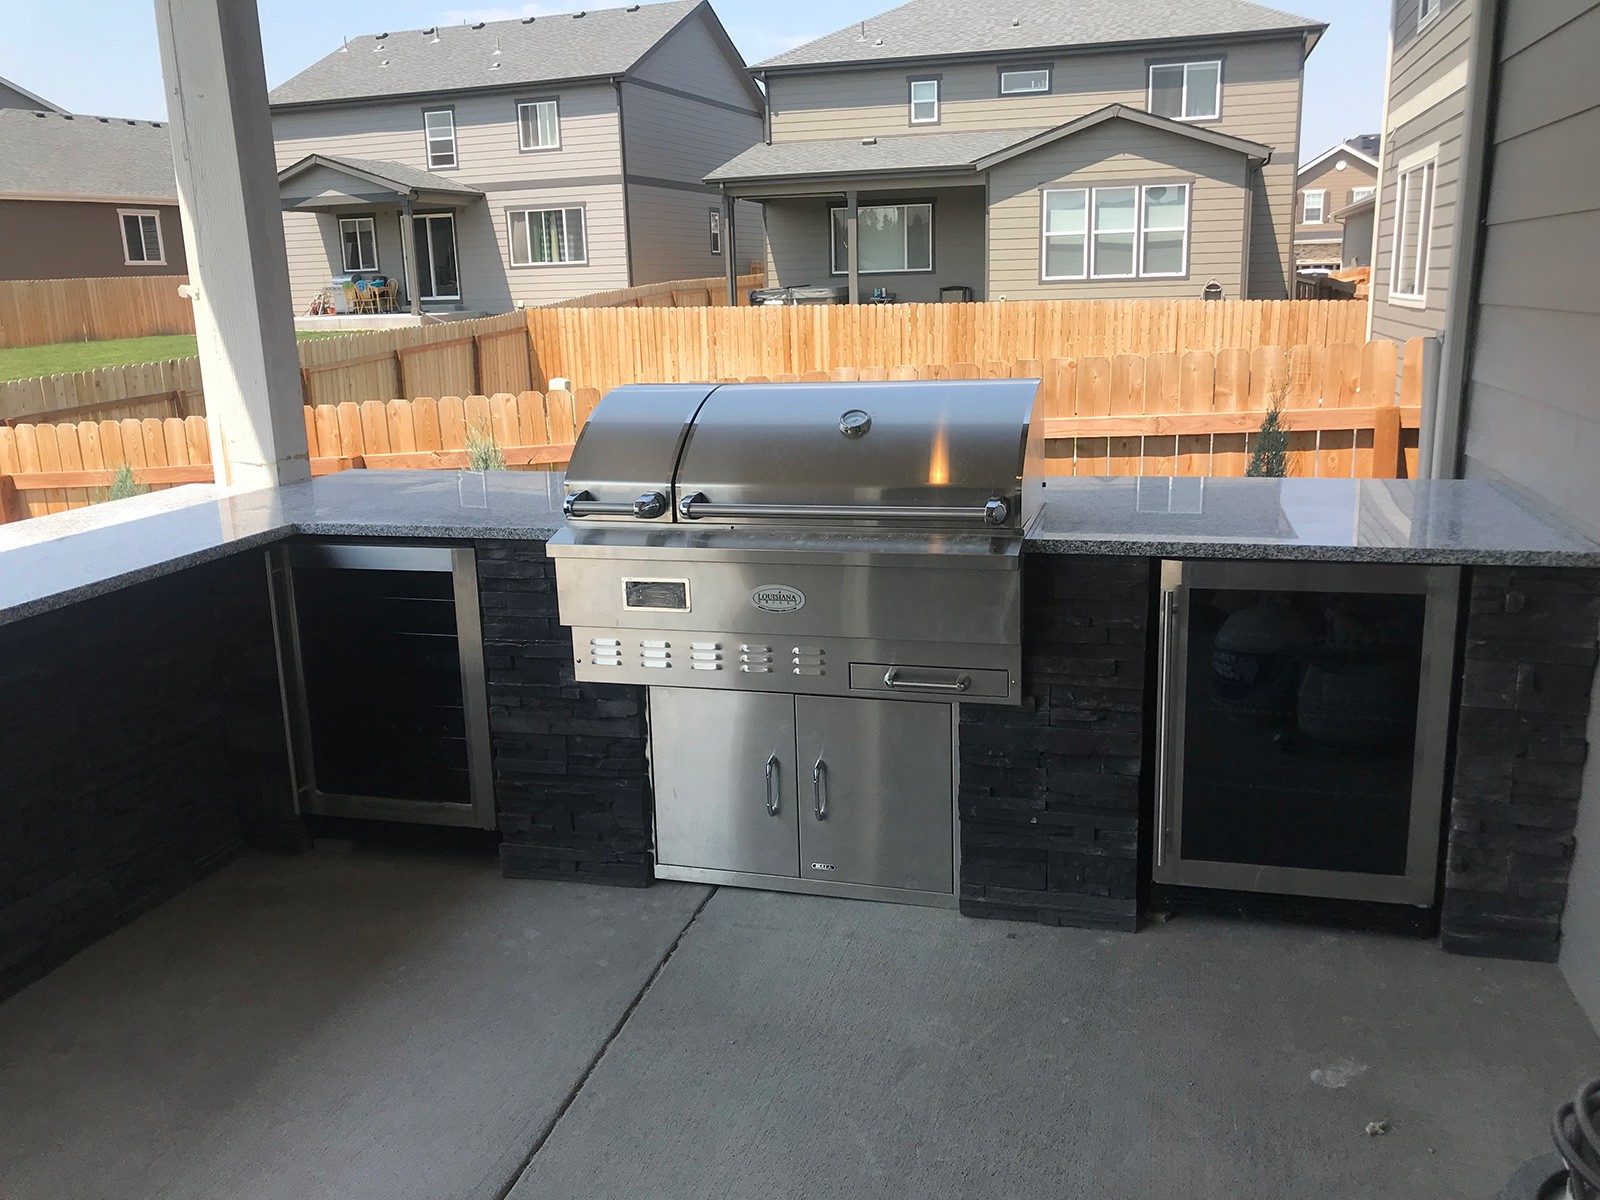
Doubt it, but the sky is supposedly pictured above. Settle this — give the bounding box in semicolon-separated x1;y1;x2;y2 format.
0;0;1388;165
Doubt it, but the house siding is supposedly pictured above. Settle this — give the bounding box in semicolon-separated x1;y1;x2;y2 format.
0;199;189;281
0;81;49;111
1371;0;1475;343
762;37;1304;298
986;121;1249;300
620;9;764;284
1294;152;1378;251
1454;0;1600;1032
272;85;630;311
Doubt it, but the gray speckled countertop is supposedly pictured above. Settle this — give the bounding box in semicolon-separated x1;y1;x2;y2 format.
2;471;1596;627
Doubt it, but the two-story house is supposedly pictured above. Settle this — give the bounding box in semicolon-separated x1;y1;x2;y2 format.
267;0;763;316
706;0;1324;305
1370;0;1475;343
1294;134;1379;273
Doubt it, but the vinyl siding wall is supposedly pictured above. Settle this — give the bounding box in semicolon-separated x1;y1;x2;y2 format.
987;121;1249;300
0;199;189;280
763;36;1305;297
1455;0;1600;1032
271;84;629;311
763;185;987;302
621;9;764;282
1371;0;1474;343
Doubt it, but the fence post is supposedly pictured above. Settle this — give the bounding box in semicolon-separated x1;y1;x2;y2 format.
1371;405;1403;479
0;476;19;524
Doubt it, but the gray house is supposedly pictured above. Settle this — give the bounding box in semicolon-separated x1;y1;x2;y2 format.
268;0;763;316
707;0;1324;304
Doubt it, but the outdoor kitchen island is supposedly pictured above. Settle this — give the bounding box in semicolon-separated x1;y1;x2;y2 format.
1;467;1598;1003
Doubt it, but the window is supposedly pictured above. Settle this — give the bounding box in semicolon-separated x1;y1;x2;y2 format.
1302;189;1326;224
1351;186;1376;204
423;108;457;169
830;202;933;274
517;99;560;151
1418;0;1440;29
339;216;378;272
1041;189;1088;280
708;207;722;255
1148;61;1222;121
1000;67;1050;95
1390;157;1436;305
1042;184;1189;281
909;78;939;125
118;210;164;265
509;207;587;265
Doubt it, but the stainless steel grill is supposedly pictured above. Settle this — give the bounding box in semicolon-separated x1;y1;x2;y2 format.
547;379;1045;906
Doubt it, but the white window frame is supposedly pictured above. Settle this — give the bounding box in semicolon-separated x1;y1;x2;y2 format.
1000;67;1051;95
423;108;457;170
908;78;939;125
1351;186;1376;204
117;209;165;266
1040;188;1089;281
1089;187;1139;281
338;216;378;272
829;202;934;275
508;206;588;267
1301;189;1326;224
708;207;722;255
1418;0;1440;30
1139;183;1191;278
1147;60;1222;122
516;99;560;152
1389;147;1438;308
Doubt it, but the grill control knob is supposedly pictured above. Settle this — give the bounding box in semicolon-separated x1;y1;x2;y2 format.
984;498;1010;527
839;409;872;438
632;491;668;519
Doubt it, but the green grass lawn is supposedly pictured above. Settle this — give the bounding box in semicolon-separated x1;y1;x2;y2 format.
0;331;352;382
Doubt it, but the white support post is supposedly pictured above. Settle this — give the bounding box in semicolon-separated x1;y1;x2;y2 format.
401;198;422;317
154;0;309;489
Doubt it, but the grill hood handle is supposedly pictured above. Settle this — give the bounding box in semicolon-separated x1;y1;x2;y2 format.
564;490;669;520
676;492;1011;527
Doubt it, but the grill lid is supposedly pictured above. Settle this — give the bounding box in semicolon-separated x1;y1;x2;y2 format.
561;384;715;521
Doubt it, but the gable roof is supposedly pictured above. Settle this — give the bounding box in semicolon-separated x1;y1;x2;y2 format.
707;104;1271;187
756;0;1325;72
1298;137;1381;177
0;74;66;114
0;109;175;201
278;153;484;198
270;0;733;108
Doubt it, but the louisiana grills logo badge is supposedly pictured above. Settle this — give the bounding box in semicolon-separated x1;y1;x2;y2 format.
750;584;806;614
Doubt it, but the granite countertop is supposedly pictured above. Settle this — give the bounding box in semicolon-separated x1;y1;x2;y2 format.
3;470;1597;627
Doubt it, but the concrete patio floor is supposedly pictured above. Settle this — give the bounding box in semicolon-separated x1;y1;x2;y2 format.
1;848;1595;1200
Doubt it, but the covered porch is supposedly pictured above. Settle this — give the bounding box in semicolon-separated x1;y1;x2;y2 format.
277;153;485;317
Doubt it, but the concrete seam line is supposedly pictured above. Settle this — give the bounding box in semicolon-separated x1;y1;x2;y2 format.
494;886;718;1200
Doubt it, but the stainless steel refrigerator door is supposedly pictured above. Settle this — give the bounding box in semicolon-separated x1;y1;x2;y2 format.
795;695;954;894
650;687;800;878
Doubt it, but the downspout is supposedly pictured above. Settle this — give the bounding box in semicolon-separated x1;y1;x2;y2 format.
758;70;771;145
1428;0;1503;480
614;76;635;288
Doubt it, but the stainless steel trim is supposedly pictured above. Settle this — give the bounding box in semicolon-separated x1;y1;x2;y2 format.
764;753;781;816
677;493;1011;525
813;756;828;820
451;546;498;831
265;547;311;818
653;863;959;910
284;542;453;572
883;667;971;693
1154;583;1178;869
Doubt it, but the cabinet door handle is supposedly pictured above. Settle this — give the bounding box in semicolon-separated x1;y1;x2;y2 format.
764;753;781;816
812;756;828;821
883;667;970;693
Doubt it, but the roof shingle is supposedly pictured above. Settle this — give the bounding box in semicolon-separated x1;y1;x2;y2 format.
756;0;1323;71
0;109;175;200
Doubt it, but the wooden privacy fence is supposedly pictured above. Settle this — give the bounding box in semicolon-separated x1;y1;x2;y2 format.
0;275;195;349
546;264;766;309
0;311;536;425
526;299;1369;398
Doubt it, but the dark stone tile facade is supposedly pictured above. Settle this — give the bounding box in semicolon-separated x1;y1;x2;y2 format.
475;542;653;887
958;556;1152;931
1442;567;1600;962
0;551;291;1001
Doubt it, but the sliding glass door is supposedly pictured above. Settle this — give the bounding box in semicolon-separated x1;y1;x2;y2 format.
411;212;460;302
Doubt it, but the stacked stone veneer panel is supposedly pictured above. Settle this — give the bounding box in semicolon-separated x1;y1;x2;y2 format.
958;555;1152;931
1444;567;1600;962
476;542;653;886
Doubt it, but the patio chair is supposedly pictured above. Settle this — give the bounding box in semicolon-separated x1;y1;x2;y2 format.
377;278;399;312
341;282;359;313
354;279;378;315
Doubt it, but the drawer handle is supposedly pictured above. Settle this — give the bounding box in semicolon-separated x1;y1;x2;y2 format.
764;754;781;816
812;757;828;821
883;668;971;693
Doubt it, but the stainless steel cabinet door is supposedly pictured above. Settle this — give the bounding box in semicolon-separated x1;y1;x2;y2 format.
795;696;953;894
650;688;799;878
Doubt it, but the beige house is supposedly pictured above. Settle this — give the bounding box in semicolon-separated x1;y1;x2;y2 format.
1293;135;1379;272
707;0;1324;304
267;0;762;316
